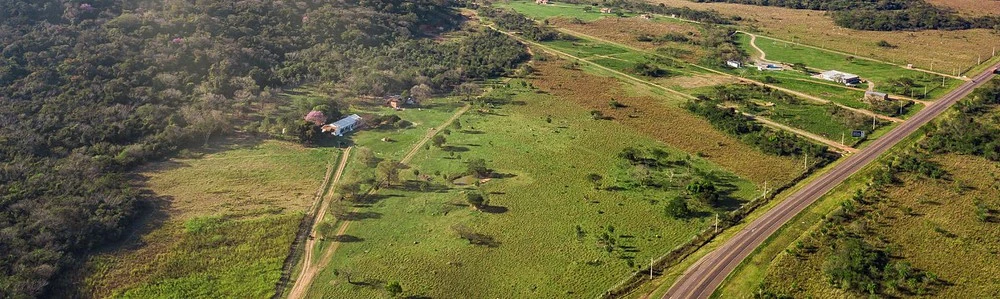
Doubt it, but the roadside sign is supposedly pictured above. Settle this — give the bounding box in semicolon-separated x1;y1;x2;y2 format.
852;130;865;138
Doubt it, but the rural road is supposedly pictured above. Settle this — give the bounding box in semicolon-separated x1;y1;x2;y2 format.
663;62;1000;299
286;104;470;299
287;146;353;299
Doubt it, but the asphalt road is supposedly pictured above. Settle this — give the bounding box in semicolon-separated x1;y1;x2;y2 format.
664;63;1000;299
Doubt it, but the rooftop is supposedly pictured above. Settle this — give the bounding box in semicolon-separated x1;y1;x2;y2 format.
330;114;362;127
820;70;859;79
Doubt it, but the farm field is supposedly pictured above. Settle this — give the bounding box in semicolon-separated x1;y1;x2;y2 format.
745;34;964;100
80;140;340;298
648;0;1000;74
495;0;628;21
304;76;767;298
757;154;1000;298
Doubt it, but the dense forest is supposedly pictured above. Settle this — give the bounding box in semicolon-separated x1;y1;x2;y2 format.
693;0;1000;31
0;0;528;297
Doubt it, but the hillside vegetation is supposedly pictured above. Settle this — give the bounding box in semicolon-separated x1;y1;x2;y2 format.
0;0;527;297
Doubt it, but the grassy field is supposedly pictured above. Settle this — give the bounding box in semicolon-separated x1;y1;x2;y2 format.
747;34;964;99
756;154;1000;298
548;15;706;63
496;0;626;22
302;73;771;298
648;0;1000;74
81;139;339;298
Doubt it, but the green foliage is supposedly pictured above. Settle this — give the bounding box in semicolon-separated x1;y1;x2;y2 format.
685;98;829;158
432;135;447;148
630;61;668;77
923;79;1000;161
686;180;721;206
466;159;490;178
466;191;488;208
664;197;692;219
385;281;403;297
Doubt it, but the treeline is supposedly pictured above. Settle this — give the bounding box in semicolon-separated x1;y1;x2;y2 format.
923;78;1000;161
685;99;829;158
559;0;736;24
0;0;528;297
693;0;1000;31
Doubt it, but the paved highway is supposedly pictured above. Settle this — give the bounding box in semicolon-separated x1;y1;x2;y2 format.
664;63;1000;299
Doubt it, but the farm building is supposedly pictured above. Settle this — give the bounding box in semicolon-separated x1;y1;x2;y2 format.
756;63;783;71
322;114;363;136
820;70;861;86
726;60;743;68
535;0;549;4
384;95;417;110
600;7;612;13
865;91;889;101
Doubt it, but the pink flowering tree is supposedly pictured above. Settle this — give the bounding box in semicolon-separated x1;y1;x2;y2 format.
304;110;327;125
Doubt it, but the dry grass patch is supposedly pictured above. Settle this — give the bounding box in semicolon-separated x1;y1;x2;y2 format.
550;17;706;62
78;139;338;298
926;0;1000;17
650;0;1000;73
531;60;800;185
656;73;738;91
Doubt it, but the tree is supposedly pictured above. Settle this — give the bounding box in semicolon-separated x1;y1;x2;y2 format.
385;281;403;297
296;120;321;144
316;220;336;239
410;83;433;102
687;180;721;206
467;158;490;178
339;180;363;202
664;197;692;218
377;160;402;186
432;135;447;148
356;147;379;168
466;191;488;209
456;82;480;100
304;110;327;126
587;173;603;190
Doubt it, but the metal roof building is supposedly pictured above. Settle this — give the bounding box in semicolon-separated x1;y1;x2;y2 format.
325;114;362;136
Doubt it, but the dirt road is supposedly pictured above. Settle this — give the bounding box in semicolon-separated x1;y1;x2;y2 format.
286;105;470;299
663;62;999;299
286;146;352;299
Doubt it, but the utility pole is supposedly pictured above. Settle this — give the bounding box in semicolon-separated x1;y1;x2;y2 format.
804;154;808;170
650;258;654;279
841;132;845;145
899;99;903;116
714;213;719;233
873;114;877;131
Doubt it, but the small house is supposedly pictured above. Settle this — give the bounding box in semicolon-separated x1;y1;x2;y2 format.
600;7;612;14
726;60;742;69
865;91;889;101
322;114;363;136
639;14;652;20
385;95;417;110
820;70;861;86
535;0;549;4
